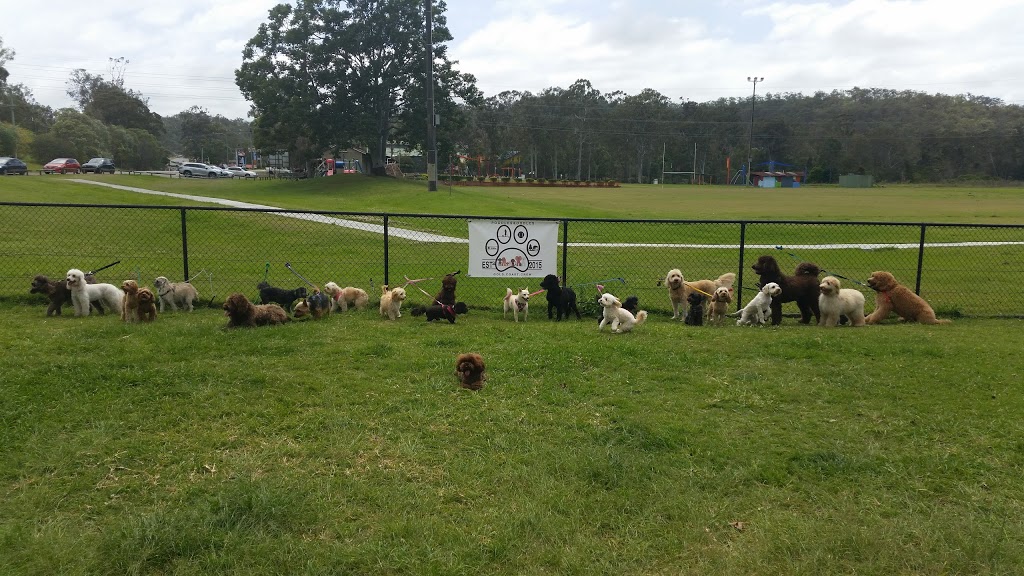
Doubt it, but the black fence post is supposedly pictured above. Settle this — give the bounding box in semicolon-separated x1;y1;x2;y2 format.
915;224;926;295
180;208;189;281
736;221;747;311
383;215;389;287
561;219;569;284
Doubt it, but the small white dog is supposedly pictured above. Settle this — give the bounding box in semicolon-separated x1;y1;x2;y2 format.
818;276;866;327
736;282;782;326
597;292;648;333
379;285;406;320
153;276;199;312
66;268;123;317
503;288;530;322
324;281;370;312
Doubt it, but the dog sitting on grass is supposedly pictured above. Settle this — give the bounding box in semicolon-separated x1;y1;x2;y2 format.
708;286;733;326
223;293;290;328
683;292;705;326
136;288;158;322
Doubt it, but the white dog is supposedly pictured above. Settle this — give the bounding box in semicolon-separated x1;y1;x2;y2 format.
597;292;649;333
324;281;370;312
66;268;123;317
736;282;782;326
503;288;531;322
818;276;866;327
153;276;199;312
379;285;406;320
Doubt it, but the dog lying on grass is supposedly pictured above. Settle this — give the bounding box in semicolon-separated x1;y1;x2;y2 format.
223;293;290;328
455;352;486;390
411;302;469;323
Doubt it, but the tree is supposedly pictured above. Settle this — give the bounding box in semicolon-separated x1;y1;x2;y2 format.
237;0;479;172
65;67;163;137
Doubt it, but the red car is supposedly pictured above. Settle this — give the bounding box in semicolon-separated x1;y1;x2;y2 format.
43;158;82;174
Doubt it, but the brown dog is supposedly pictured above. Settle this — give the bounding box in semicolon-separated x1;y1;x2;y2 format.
122;280;141;322
865;271;950;325
455;352;487;390
223;293;290;328
708;286;733;325
434;273;458;306
664;269;735;320
751;255;821;325
136;288;158;322
31;273;99;316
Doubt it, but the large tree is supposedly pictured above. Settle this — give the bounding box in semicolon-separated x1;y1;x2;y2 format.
236;0;479;172
65;68;164;137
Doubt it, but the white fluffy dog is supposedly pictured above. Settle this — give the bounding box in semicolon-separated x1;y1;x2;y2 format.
379;285;406;320
324;281;370;312
597;292;648;333
153;276;199;312
736;282;782;326
503;288;531;322
66;268;123;317
818;276;866;327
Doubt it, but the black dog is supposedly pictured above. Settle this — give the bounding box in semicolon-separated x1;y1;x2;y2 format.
411;301;468;323
31;273;100;316
751;255;821;325
257;281;308;313
540;274;581;321
595;294;639;324
683;292;704;326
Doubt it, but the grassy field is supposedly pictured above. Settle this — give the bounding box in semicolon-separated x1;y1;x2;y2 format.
2;175;1024;574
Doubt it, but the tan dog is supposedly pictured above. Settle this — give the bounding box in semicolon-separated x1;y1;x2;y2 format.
379;285;407;320
136;288;158;322
324;281;369;312
865;271;950;325
818;276;865;327
708;286;733;325
121;279;140;322
154;276;199;312
664;269;736;320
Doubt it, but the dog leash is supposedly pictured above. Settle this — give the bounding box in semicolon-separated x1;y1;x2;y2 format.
284;262;319;291
86;260;121;276
774;246;868;287
262;262;270;283
404;275;455;316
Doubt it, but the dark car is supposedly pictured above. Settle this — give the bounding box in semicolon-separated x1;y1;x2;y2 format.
0;157;29;175
81;157;116;174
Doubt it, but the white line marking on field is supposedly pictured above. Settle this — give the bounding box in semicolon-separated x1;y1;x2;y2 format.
70;179;1024;249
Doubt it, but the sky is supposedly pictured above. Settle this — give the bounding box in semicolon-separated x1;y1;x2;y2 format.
2;0;1023;119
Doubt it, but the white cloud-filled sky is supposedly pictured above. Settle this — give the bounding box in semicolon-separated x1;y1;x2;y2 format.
2;0;1022;119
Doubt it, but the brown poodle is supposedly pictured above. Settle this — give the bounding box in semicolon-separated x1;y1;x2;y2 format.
31;273;99;316
223;292;290;328
434;272;459;306
751;255;821;325
121;280;141;322
865;271;950;325
136;288;158;322
455;352;487;390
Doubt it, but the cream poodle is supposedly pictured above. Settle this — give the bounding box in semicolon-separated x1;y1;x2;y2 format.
597;292;648;333
379;285;407;320
818;276;865;327
736;282;781;326
66;268;123;317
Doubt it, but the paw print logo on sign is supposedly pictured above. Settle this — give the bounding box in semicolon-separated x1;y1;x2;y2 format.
491;224;531;273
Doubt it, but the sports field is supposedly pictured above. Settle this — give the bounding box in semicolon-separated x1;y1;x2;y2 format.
2;175;1024;574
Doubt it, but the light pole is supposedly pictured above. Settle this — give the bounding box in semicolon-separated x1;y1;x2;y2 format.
424;0;438;191
746;76;763;186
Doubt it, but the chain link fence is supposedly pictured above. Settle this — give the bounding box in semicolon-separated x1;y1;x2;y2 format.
2;202;1022;318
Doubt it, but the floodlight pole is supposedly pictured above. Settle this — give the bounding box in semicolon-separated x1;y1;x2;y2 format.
746;76;763;186
425;0;438;191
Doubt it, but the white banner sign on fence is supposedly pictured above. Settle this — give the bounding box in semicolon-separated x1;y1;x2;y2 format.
467;219;558;278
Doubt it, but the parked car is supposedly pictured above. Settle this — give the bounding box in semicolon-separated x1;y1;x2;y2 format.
81;157;116;174
0;156;29;175
177;162;219;178
225;166;257;178
210;165;233;178
267;166;292;175
43;158;82;174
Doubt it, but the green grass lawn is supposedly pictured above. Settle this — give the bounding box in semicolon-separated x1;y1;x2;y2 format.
1;304;1023;574
3;175;1024;574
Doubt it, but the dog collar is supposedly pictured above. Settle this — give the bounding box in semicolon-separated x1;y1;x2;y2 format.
159;288;173;297
517;301;527;311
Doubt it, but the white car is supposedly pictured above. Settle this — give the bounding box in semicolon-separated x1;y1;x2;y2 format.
209;165;233;178
225;166;257;178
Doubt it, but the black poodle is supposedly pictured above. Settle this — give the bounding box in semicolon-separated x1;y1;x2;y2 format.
540;274;581;321
683;292;705;326
411;301;469;323
257;281;308;313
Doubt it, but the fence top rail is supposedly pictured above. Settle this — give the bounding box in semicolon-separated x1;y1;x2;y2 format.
3;201;1024;229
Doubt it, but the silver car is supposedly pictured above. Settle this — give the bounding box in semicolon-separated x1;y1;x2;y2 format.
225;166;257;178
177;162;219;178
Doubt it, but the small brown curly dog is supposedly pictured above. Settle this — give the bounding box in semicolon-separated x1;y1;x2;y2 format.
434;272;459;306
455;352;487;390
865;271;950;325
223;293;290;328
136;287;158;322
751;255;821;325
122;280;141;322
